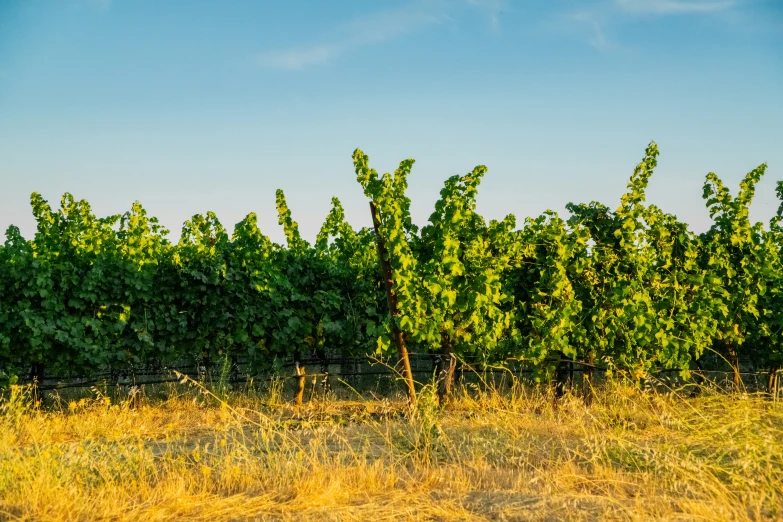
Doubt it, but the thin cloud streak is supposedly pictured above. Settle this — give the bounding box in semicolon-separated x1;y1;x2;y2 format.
256;3;448;70
86;0;112;11
340;5;450;45
570;11;611;50
616;0;737;14
564;0;741;50
255;0;502;70
257;45;340;71
466;0;508;32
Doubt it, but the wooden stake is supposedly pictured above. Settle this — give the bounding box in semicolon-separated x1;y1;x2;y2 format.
768;366;779;397
436;335;456;406
294;358;306;406
727;343;741;390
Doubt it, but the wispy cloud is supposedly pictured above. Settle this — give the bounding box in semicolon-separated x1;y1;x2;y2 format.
256;0;502;71
616;0;737;14
85;0;112;11
257;45;340;71
256;3;449;71
563;0;741;50
466;0;508;32
570;11;611;50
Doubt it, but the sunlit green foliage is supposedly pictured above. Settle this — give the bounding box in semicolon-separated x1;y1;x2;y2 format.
0;142;778;388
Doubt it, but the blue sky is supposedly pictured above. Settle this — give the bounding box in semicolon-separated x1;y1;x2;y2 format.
1;0;781;244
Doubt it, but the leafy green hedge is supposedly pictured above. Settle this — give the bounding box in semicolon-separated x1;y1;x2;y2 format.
1;142;781;386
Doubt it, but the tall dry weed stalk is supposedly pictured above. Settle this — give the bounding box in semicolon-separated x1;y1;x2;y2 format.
0;377;780;521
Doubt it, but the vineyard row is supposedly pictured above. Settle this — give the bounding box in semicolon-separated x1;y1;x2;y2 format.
1;142;781;402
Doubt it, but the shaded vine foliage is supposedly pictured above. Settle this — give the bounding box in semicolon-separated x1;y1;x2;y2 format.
0;141;779;387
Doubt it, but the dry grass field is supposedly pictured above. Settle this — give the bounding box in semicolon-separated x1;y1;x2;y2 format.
0;378;781;521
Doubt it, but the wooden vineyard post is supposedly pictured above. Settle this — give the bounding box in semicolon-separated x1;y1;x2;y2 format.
554;352;571;399
30;363;45;407
768;366;779;398
370;201;417;404
582;351;595;405
294;355;306;406
316;347;331;395
436;334;456;406
727;343;741;390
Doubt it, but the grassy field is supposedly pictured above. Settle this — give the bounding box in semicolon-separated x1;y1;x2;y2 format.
0;379;781;521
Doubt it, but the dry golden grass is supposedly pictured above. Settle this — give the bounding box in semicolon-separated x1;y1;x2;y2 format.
0;379;781;521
